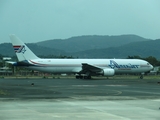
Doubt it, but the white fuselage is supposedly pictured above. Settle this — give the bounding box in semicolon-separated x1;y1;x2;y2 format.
25;58;153;74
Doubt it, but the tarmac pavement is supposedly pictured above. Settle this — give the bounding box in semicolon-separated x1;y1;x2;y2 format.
0;78;160;120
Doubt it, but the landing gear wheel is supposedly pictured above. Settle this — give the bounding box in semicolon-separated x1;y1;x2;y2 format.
76;75;82;79
76;75;91;79
87;75;91;79
84;75;91;79
76;76;79;79
140;75;143;79
76;75;83;79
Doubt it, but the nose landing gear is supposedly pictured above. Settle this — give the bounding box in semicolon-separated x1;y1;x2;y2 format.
140;75;143;79
140;73;144;79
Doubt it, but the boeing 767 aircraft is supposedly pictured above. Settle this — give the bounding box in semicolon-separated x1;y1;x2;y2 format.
9;35;153;79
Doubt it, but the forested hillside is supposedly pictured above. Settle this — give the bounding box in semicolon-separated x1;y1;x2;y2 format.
1;35;159;59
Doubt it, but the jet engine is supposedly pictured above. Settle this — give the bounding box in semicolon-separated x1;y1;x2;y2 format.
100;68;115;76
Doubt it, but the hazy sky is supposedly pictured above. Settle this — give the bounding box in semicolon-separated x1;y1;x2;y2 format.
1;0;160;43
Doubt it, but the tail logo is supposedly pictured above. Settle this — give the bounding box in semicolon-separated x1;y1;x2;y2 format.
13;45;26;54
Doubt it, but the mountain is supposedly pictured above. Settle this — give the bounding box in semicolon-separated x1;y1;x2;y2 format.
0;43;65;57
36;34;151;52
0;43;14;56
70;39;160;58
1;34;159;59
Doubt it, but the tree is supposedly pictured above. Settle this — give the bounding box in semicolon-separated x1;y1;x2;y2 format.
127;55;160;66
144;56;158;66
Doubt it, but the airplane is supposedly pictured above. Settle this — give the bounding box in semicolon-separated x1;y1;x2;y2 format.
9;34;153;79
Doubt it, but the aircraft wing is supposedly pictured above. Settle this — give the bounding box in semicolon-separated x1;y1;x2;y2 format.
79;63;102;74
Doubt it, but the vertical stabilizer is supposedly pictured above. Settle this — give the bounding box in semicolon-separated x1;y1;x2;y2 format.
9;34;39;61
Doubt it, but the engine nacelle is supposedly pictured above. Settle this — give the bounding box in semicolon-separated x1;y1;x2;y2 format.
102;68;115;76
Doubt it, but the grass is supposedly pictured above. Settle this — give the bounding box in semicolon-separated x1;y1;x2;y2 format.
0;90;9;95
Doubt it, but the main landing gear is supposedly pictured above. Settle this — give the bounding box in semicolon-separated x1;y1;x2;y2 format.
76;75;91;79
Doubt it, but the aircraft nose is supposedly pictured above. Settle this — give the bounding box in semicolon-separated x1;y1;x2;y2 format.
150;65;154;70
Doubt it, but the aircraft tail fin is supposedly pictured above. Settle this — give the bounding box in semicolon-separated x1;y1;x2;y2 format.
9;34;39;61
